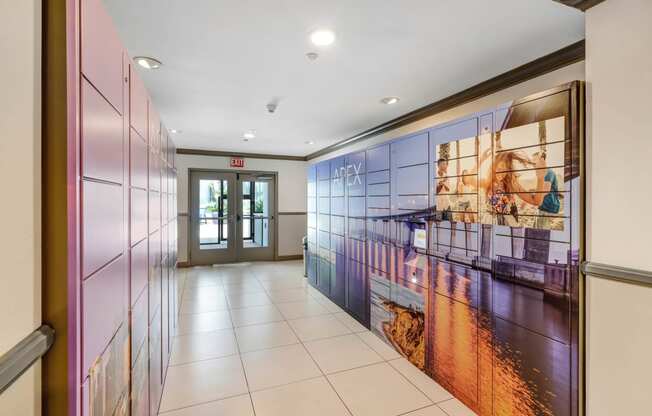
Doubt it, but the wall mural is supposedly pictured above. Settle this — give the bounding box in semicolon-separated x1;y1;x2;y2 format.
307;82;583;416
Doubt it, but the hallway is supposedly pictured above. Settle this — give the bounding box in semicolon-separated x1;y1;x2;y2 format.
161;261;474;416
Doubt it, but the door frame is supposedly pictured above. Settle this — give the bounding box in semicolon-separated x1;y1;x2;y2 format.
187;168;279;265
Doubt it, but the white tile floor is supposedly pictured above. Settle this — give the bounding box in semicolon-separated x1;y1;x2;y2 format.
160;261;476;416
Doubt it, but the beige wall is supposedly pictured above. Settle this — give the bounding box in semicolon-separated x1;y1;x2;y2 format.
0;0;42;415
585;0;652;414
176;154;307;261
312;61;586;162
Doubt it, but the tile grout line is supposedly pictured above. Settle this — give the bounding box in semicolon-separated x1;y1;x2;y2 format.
227;297;258;416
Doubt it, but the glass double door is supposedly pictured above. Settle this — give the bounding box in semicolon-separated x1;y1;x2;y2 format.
189;170;275;265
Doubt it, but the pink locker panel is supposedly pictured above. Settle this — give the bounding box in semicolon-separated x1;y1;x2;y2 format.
149;190;161;234
129;67;148;140
149;107;160;153
149;306;162;416
130;188;148;246
81;0;123;114
130;287;148;367
130;238;148;304
82;255;127;377
149;151;161;192
131;339;149;416
149;229;161;321
130;128;148;189
160;130;168;163
82;180;124;278
81;79;123;184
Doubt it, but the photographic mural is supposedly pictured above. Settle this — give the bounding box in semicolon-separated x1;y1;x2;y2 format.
307;82;583;416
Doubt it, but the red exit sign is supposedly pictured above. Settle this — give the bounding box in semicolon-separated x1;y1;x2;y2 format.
230;157;245;168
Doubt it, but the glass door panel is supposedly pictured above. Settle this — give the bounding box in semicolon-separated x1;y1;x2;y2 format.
237;174;275;260
189;171;237;264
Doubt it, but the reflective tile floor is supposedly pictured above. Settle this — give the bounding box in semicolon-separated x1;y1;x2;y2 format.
160;261;476;416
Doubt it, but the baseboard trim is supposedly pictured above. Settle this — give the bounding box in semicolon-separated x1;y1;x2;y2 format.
176;261;191;268
277;255;303;261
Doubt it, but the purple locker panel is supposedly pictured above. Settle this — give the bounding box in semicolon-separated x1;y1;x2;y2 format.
493;317;571;416
366;208;390;220
130;238;148;304
149;152;161;192
348;196;366;217
149;190;161;234
367;170;390;185
81;0;123;114
331;176;345;197
366;144;390;173
330;252;346;307
395;164;429;195
149;308;163;416
307;197;316;213
318;257;330;295
391;132;429;167
82;255;127;377
318;196;330;214
330;233;345;255
130;188;148;245
346;259;368;325
366;196;390;209
131;340;149;416
346;173;365;196
316;160;330;180
318;213;330;232
318;180;330;197
367;183;390;196
319;230;330;250
130;287;148;367
307;213;316;229
307;228;317;245
493;277;571;345
330;215;345;236
82;180;124;278
130;128;148;189
330;156;345;177
331;197;345;216
431;117;478;145
345;151;366;174
347;217;366;240
395;195;429;211
81;79;123;184
366;241;390;273
129;68;148;141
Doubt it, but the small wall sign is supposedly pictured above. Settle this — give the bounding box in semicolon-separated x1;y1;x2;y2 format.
230;157;245;168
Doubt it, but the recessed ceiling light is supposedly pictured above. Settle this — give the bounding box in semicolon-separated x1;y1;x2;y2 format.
306;52;319;61
134;56;162;70
380;96;400;105
305;140;314;145
310;30;336;46
243;131;256;139
170;129;181;134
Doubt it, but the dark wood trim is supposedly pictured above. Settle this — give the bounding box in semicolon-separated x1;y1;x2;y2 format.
306;40;585;160
176;261;191;268
277;254;303;261
554;0;606;11
278;211;307;216
177;148;306;162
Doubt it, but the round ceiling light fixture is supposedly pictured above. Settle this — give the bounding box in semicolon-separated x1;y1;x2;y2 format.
134;56;162;70
169;129;181;134
305;140;315;145
243;131;256;140
380;96;400;105
310;29;336;46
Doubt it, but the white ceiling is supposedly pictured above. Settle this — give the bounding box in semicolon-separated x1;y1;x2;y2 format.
104;0;584;157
